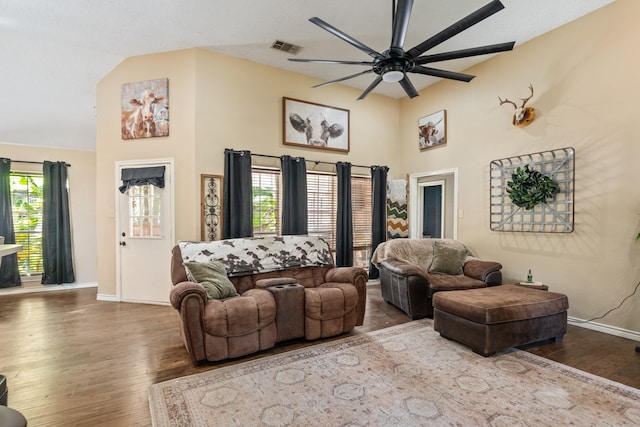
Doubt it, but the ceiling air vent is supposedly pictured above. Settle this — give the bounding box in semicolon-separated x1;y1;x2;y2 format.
271;40;302;55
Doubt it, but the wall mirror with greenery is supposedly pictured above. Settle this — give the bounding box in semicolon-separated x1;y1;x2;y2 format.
490;147;574;232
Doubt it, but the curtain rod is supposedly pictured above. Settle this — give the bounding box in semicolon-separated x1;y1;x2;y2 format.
250;153;373;170
8;160;71;167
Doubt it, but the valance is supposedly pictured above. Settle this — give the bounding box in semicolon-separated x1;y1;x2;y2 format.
118;166;165;193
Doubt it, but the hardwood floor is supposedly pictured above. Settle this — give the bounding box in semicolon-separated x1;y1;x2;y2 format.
1;285;638;426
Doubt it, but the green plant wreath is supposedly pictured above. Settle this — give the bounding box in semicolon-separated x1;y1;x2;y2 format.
506;165;560;210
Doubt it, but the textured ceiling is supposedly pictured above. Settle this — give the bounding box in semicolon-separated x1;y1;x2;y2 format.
0;0;614;150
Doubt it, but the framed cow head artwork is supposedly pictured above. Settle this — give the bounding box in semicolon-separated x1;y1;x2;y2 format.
283;97;350;153
418;109;446;151
121;78;169;140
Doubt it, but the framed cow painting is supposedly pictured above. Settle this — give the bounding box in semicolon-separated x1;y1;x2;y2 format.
121;78;169;140
418;109;446;151
283;97;350;153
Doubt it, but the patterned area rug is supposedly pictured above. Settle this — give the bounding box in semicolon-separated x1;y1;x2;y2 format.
149;320;640;426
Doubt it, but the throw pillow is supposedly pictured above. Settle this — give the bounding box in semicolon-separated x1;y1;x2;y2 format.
183;260;239;300
429;241;466;275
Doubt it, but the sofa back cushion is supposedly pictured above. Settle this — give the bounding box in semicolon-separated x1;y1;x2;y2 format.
371;238;474;272
230;266;333;294
178;235;334;277
170;237;335;294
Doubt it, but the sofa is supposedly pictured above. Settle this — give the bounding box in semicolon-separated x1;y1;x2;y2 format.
371;238;502;319
170;235;368;363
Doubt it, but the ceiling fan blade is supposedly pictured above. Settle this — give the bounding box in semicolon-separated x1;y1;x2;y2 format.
289;58;374;66
313;70;375;88
411;66;475;82
406;0;505;58
310;17;384;60
357;76;383;100
391;0;413;49
414;41;515;64
398;75;419;98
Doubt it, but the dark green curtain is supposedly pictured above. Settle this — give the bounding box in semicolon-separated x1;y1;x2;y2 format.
41;161;75;284
223;149;253;239
369;165;389;279
281;155;307;235
0;158;21;288
336;162;353;267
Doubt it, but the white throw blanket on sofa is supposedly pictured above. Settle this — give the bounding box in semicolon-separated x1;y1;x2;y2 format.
178;235;334;277
371;238;476;271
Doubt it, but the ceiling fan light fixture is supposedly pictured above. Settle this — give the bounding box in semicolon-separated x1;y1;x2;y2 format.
382;70;404;83
295;0;514;99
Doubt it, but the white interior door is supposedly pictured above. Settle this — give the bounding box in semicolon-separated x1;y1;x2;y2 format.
117;159;174;304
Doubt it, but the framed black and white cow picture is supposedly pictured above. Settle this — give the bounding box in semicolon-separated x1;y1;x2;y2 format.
283;97;349;153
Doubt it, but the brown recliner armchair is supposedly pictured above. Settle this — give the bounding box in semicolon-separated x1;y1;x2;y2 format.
371;238;502;319
170;236;368;363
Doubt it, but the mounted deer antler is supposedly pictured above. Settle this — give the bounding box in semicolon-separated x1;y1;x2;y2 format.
499;84;535;127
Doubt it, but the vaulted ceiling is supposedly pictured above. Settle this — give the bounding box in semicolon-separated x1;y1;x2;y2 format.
0;0;613;150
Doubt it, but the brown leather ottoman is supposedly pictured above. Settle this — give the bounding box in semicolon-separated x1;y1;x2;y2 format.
433;285;568;356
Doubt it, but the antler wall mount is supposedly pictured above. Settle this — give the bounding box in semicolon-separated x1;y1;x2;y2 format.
499;84;535;127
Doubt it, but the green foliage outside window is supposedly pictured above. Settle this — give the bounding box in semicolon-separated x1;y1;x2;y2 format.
10;173;44;275
252;186;278;235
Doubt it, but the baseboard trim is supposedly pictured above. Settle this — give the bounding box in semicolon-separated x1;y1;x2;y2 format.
0;281;97;295
96;294;120;302
568;316;640;342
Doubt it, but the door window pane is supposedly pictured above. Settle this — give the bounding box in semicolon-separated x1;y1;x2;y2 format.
128;184;162;238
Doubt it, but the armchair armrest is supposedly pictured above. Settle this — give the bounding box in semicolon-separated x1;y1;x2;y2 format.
169;281;208;309
463;260;503;285
169;281;208;363
379;258;429;280
325;266;368;327
325;266;367;284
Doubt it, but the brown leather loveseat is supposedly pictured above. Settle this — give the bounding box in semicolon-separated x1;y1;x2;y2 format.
170;235;368;363
371;238;502;319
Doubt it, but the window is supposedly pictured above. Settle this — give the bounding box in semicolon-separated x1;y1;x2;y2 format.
307;172;337;248
10;171;44;276
127;185;162;238
252;169;281;236
251;168;372;268
351;176;373;268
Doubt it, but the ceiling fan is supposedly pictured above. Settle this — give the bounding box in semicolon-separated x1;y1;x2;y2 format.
289;0;515;100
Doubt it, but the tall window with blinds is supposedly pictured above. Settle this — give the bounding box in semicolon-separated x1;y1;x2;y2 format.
10;171;44;276
307;172;337;248
252;169;281;236
251;168;372;268
351;176;373;268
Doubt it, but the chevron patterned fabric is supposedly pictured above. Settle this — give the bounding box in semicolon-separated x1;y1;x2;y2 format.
387;180;408;239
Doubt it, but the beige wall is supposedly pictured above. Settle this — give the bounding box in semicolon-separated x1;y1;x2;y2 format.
96;49;198;297
95;0;640;335
0;142;97;284
399;0;640;333
96;48;401;297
